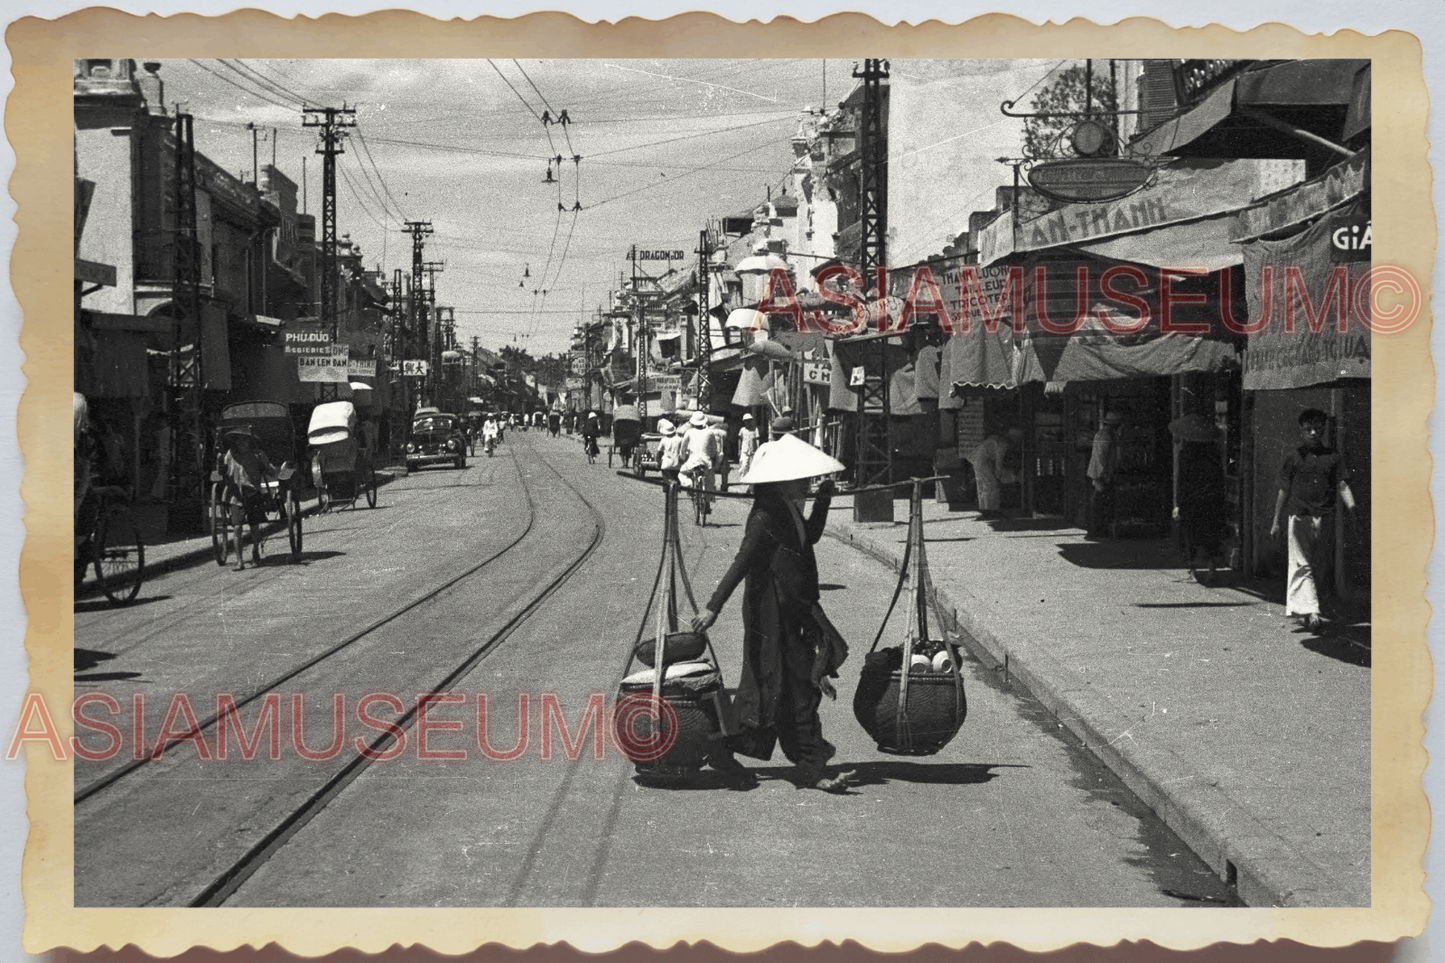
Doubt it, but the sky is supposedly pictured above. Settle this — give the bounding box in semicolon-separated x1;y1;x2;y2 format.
158;58;1059;358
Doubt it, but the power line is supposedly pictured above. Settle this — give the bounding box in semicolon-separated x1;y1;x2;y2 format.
337;160;388;231
222;59;307;106
185;59;293;110
353;126;408;221
587;114;794;158
589;130;794;209
342;150;393;227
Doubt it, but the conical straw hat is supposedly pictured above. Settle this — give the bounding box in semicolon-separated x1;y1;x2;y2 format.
739;433;845;485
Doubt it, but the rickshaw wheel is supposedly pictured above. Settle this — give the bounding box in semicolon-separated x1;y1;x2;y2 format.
284;489;303;561
632;448;646;477
210;484;231;566
95;507;145;606
365;465;378;508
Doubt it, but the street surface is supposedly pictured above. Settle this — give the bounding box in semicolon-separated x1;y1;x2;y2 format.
74;431;1238;908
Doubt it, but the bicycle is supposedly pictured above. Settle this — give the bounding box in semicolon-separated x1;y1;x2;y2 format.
76;485;145;606
685;465;712;527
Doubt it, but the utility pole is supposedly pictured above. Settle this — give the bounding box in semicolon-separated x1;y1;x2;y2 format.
247;121;259;185
170;110;205;531
302;104;356;341
695;226;712;413
402;221;433;408
422;260;445;403
853;58;893;517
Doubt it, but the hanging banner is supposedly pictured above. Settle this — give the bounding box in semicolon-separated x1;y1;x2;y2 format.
1241;197;1371;390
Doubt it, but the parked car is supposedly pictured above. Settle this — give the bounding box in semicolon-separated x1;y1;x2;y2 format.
406;411;468;472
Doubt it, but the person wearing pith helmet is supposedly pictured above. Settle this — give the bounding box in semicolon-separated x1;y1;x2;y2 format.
737;413;760;479
692;434;855;793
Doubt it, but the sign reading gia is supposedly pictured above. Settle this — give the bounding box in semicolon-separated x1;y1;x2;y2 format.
1027;158;1153;204
636;250;685;261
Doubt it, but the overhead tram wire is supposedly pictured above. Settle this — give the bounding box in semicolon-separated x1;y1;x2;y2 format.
513;59;575;156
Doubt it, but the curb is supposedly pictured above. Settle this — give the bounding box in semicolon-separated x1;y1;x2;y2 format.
824;519;1353;908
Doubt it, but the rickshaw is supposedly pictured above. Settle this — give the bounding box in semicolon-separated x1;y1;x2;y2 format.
547;410;561;437
209;401;303;566
609;405;641;470
309;401;378;512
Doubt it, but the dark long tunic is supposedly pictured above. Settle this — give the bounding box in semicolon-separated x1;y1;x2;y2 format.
706;491;838;771
1177;441;1225;557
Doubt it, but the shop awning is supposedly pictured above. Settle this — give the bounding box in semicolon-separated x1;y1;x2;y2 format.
942;323;1018;392
1131;60;1370;160
1009;252;1240;384
1231;148;1369;243
1077;211;1244;271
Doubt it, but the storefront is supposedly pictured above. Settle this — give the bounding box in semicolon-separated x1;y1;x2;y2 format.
1234;151;1371;591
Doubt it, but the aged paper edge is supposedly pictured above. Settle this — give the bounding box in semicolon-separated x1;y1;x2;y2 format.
10;8;1433;956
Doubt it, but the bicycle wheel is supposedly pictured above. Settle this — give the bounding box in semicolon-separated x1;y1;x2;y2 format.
285;490;304;561
210;483;230;566
693;489;705;527
94;507;144;605
365;465;378;508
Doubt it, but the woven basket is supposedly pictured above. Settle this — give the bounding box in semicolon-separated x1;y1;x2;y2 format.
614;673;722;775
853;658;967;756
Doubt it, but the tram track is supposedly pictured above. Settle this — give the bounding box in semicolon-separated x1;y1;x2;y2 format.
74;436;609;907
190;436;607;908
73;460;538;805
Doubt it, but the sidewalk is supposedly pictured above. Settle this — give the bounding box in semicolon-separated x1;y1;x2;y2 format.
826;500;1370;908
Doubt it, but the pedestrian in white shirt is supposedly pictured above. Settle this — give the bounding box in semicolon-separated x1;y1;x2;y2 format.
657;418;684;483
680;411;722;506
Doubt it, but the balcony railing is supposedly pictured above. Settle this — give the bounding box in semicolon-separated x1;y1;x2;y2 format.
1173;60;1254;106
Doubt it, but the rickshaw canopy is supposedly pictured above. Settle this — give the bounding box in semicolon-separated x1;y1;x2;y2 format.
308;401;357;447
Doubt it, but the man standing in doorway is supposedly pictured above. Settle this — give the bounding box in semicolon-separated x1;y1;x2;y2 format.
1086;411;1124;538
1270;408;1356;633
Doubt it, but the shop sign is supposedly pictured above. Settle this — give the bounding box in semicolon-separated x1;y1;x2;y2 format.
803;361;829;385
283;324;333;356
1028;159;1153;204
401;360;430;377
297;345;350;383
347;359;377;378
649;375;682;390
636;249;686;261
